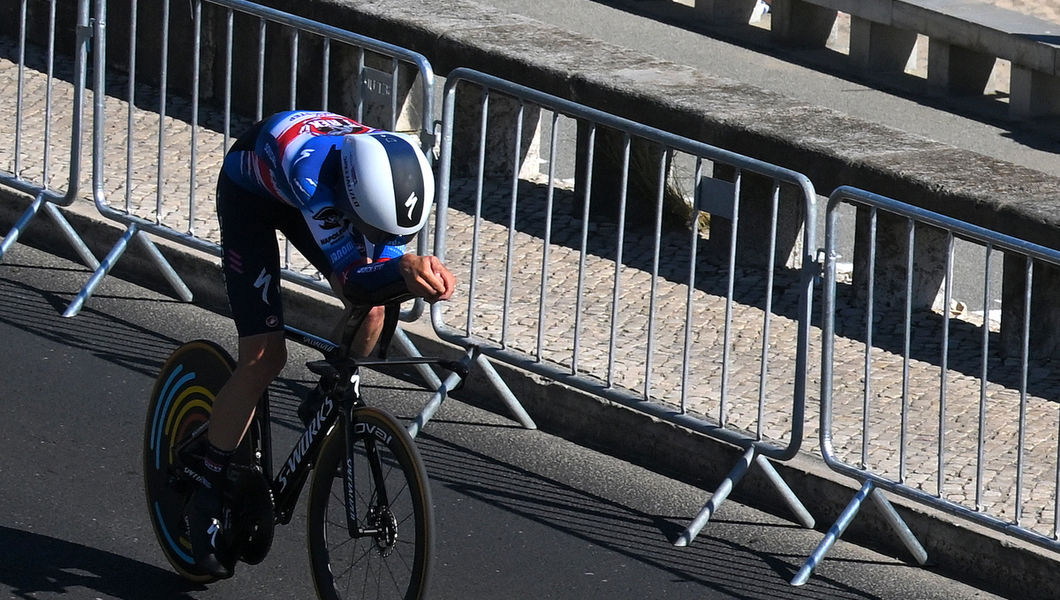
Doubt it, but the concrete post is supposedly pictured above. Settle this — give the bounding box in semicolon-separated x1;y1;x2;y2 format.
1009;67;1060;119
449;82;541;179
849;16;918;73
769;0;837;48
703;167;805;270
1000;255;1060;360
852;208;947;312
331;50;426;134
927;40;996;95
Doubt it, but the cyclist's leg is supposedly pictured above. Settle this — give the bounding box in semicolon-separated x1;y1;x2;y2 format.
212;170;293;451
182;171;288;576
208;331;286;449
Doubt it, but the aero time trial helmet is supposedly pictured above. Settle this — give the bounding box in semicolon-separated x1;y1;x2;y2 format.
336;132;434;244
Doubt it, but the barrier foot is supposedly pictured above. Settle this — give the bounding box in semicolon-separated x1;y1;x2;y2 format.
755;454;815;529
869;487;928;565
675;446;757;547
407;367;466;439
791;479;874;586
63;224;138;317
134;229;192;302
0;193;45;261
1;197;100;271
44;202;99;270
404;348;537;439
474;352;536;431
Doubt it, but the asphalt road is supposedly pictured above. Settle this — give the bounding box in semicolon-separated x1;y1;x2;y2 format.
0;243;1011;598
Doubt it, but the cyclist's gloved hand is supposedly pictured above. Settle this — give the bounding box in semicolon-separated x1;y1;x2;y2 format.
338;254;453;306
398;254;455;303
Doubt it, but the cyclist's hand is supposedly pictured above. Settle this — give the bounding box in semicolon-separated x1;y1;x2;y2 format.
399;254;455;303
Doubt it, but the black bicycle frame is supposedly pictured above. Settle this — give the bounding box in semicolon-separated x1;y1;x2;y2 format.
262;325;346;525
258;320;471;525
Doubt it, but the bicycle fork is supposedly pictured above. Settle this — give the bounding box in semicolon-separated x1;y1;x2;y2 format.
342;389;399;555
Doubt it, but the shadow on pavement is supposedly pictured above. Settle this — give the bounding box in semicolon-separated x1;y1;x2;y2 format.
0;525;203;599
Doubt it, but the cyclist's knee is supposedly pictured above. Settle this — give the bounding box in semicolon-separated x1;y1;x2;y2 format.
236;332;288;379
365;305;385;329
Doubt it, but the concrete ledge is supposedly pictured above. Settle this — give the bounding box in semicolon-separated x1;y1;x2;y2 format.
4;187;1060;599
769;0;1060;116
893;0;1060;74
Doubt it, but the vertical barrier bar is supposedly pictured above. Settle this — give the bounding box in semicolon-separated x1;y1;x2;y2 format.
155;0;170;223
14;0;26;177
500;100;523;350
606;134;630;388
899;218;914;483
189;0;202;235
571;123;594;377
1015;257;1032;524
534;113;559;362
42;0;55;186
643;149;666;400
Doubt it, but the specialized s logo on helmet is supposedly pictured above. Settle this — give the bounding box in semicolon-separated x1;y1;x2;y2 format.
404;192;419;222
337;132;433;243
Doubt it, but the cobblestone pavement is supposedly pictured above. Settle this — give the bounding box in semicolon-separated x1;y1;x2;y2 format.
3;0;1060;549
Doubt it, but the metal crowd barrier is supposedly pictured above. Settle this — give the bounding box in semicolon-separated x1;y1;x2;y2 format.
795;185;1060;583
433;67;818;546
70;0;440;318
0;0;97;269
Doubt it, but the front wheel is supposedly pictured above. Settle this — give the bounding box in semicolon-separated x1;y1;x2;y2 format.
306;406;433;600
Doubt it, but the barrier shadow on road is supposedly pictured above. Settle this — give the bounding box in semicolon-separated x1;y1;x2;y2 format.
0;525;203;599
408;421;893;600
0;261;187;380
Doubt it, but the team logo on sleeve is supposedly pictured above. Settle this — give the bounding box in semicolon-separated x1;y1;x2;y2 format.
313;206;347;230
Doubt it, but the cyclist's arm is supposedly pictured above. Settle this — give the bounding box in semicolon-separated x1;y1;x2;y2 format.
335;254;454;306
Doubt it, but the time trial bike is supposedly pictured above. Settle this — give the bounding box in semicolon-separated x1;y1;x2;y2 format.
143;298;474;599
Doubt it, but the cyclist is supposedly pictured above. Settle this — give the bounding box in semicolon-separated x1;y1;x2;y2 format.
186;110;455;579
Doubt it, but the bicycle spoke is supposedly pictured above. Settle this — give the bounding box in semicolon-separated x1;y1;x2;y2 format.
308;407;432;600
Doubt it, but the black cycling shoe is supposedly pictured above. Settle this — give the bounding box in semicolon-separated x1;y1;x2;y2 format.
184;486;234;580
297;386;325;428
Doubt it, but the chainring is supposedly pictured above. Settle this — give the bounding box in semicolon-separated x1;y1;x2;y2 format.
226;462;275;565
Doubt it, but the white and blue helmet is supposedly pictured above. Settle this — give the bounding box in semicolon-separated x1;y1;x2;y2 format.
337;132;434;244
